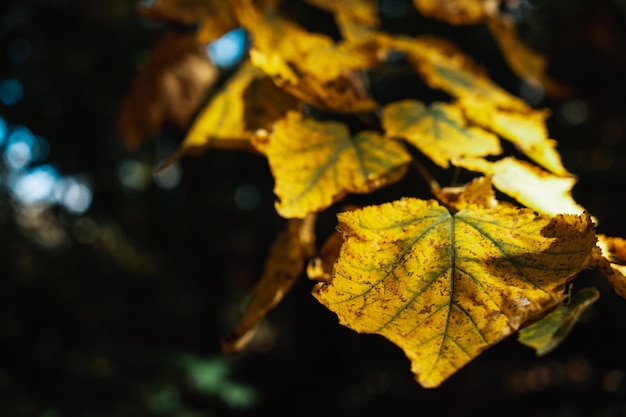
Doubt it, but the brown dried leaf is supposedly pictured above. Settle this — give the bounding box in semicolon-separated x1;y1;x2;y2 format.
138;0;238;43
222;215;316;355
116;30;219;151
486;16;572;98
413;0;500;25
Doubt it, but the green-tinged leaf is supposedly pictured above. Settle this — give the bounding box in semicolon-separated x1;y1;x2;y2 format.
252;111;411;218
385;34;568;175
518;287;600;356
392;35;529;111
382;100;502;168
313;198;597;387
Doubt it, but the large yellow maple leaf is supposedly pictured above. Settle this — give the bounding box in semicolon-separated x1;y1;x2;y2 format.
313;198;596;387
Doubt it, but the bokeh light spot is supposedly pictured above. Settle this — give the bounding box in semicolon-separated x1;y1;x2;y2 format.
153;162;182;189
117;158;152;191
0;78;24;106
0;116;7;145
7;38;32;65
234;184;260;210
207;27;247;69
7;164;59;206
59;177;93;214
560;99;588;126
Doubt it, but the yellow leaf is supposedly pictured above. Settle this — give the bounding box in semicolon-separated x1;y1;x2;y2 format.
456;157;584;216
222;215;316;355
384;34;567;175
382;100;502;168
413;0;500;25
307;230;345;283
305;0;380;41
313;198;596;387
393;36;529;111
518;287;599;356
433;176;498;211
253;111;411;218
238;8;379;112
138;0;238;43
459;97;567;176
486;16;572;99
167;61;298;164
593;235;626;299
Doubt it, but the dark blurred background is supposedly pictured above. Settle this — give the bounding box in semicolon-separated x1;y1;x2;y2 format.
0;0;626;416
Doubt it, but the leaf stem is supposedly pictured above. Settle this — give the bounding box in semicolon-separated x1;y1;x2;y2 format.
413;159;441;193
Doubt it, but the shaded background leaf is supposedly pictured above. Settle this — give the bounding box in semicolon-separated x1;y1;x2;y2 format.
486;16;572;99
518;287;600;356
222;216;316;355
116;29;219;152
167;61;298;164
138;0;238;43
413;0;500;25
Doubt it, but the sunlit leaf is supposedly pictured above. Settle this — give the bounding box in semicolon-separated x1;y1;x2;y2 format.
518;287;599;356
459;97;567;176
456;157;584;216
167;61;298;164
222;215;316;355
253;111;411;218
413;0;500;25
382;100;502;168
433;176;498;211
307;230;344;283
117;30;219;152
237;8;380;112
138;0;238;43
386;35;569;174
486;16;571;98
313;198;596;387
593;235;626;299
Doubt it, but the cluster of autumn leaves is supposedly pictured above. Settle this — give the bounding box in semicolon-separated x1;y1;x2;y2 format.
117;0;626;388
